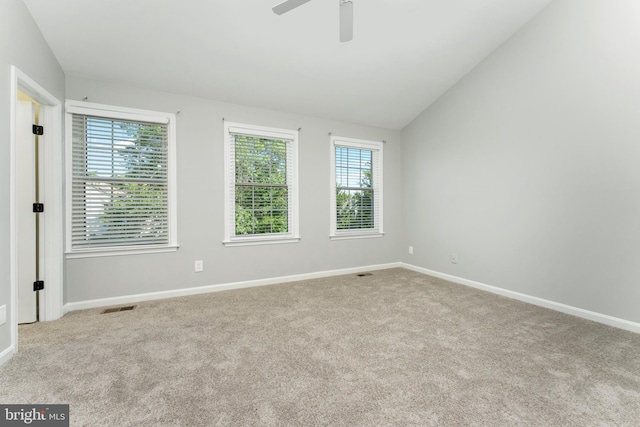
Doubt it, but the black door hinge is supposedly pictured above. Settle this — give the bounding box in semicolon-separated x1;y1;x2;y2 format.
33;281;44;291
32;125;44;135
33;203;44;213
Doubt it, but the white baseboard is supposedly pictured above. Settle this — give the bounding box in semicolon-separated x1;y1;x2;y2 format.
62;261;640;335
0;345;15;367
401;263;640;334
64;262;403;313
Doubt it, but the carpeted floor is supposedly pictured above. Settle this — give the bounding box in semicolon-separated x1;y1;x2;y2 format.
1;268;639;426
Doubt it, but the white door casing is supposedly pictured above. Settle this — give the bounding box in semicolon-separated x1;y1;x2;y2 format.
10;66;64;357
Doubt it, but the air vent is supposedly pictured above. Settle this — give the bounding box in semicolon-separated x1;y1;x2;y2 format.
101;305;136;314
357;272;373;277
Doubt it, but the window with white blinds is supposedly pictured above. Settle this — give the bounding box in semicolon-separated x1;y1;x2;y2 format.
223;121;299;246
330;135;383;239
66;101;177;256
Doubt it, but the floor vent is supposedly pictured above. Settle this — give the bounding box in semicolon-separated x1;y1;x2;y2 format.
357;272;373;277
101;305;136;314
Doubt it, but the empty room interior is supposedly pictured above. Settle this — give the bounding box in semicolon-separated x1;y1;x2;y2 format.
1;0;640;425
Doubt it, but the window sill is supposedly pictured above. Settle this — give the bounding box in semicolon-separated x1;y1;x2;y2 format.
66;244;179;259
330;232;384;241
223;237;301;247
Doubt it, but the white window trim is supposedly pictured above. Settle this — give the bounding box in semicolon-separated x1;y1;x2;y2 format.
329;135;384;240
223;121;300;247
65;100;179;258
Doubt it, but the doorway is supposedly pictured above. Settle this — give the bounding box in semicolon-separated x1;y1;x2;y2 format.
10;66;64;354
16;91;41;324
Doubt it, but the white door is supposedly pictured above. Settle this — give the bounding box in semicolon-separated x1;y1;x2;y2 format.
17;100;38;324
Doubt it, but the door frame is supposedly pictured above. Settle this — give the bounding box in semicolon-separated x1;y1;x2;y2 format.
10;66;64;353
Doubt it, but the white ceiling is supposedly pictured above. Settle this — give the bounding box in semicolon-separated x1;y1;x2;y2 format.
23;0;552;130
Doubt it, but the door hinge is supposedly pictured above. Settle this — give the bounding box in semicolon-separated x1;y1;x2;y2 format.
33;281;44;291
33;203;44;213
32;124;44;135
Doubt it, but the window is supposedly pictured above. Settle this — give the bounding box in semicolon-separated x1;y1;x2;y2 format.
224;121;299;246
65;101;177;257
330;135;383;239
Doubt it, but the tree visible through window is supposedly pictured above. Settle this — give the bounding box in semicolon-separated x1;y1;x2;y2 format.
330;135;383;238
68;102;177;254
234;135;288;235
224;121;299;245
335;147;373;230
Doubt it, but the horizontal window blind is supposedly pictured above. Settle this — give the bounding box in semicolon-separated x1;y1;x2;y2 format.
230;134;292;236
71;114;169;249
335;146;378;231
331;136;383;236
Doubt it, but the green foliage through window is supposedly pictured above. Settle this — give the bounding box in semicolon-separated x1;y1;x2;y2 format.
71;115;169;248
335;146;374;230
234;135;289;235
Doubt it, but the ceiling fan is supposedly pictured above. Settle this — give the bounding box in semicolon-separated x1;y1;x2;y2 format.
272;0;354;43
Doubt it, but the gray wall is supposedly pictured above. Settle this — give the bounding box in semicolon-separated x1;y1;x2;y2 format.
7;0;636;350
402;0;640;323
65;76;402;303
0;0;65;353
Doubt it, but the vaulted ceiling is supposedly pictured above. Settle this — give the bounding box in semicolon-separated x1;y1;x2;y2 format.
23;0;552;129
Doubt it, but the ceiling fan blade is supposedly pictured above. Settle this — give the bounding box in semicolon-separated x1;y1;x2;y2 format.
339;0;353;42
272;0;314;15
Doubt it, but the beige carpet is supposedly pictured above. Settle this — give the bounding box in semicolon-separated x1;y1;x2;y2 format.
1;268;639;426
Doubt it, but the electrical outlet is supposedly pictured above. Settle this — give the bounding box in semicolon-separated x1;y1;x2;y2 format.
408;246;414;255
450;253;458;264
0;305;6;326
194;260;204;272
